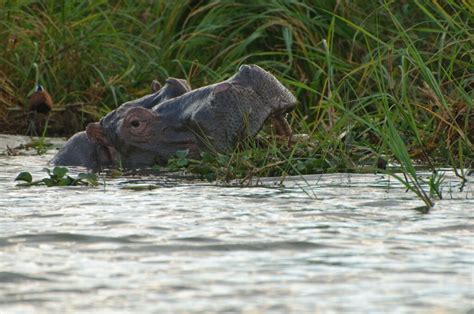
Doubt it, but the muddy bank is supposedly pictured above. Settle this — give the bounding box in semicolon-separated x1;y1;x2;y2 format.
0;104;96;137
0;134;65;156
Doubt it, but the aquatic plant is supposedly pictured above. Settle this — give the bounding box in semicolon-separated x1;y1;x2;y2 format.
167;136;333;185
15;167;98;187
167;149;190;172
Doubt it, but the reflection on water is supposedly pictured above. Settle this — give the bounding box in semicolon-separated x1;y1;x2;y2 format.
0;137;473;313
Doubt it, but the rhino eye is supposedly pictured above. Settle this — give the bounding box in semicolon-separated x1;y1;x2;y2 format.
130;120;141;128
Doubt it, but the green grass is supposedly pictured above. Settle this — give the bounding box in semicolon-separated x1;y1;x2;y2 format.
1;0;472;208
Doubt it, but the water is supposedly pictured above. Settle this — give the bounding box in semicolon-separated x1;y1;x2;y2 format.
1;135;473;313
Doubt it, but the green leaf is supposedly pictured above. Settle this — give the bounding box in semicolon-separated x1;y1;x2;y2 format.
176;159;188;167
175;149;189;159
58;177;73;186
77;173;99;186
15;172;33;183
217;154;229;166
53;167;68;178
200;152;213;162
42;178;54;187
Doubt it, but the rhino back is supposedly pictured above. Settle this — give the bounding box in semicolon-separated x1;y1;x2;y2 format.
180;84;272;153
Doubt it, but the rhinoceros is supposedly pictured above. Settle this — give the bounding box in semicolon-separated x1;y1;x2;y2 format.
51;64;296;170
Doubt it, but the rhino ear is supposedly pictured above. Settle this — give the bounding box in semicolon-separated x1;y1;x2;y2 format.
213;82;232;95
151;80;161;92
166;78;192;94
86;122;111;146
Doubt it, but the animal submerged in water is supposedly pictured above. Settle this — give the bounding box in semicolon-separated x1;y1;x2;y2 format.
51;65;296;170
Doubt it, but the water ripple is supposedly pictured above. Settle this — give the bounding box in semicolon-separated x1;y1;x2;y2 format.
4;233;146;245
0;142;472;313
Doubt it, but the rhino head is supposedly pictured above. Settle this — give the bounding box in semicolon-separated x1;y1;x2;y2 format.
86;64;297;168
50;78;191;170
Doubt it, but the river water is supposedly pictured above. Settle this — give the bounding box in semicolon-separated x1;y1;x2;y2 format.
0;135;473;313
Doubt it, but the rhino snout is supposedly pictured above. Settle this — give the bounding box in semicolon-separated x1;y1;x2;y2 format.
233;64;297;114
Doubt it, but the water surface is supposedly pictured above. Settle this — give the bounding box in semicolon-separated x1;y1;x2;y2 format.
1;136;473;313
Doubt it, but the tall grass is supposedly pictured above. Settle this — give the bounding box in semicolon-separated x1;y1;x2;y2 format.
1;0;472;206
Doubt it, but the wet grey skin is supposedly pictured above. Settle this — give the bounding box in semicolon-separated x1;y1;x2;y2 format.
52;64;297;170
50;78;191;170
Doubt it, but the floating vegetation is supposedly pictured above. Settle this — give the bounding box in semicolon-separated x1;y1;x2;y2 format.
14;167;98;187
